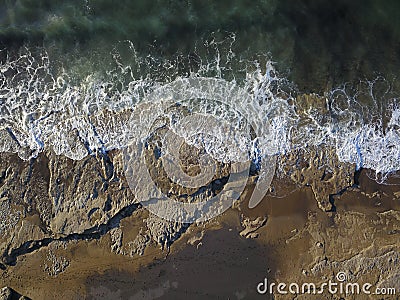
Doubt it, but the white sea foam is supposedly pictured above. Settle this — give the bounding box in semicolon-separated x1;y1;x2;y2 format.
0;48;399;183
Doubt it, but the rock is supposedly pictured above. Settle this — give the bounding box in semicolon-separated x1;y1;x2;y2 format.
239;216;267;238
110;228;123;254
43;250;70;277
145;214;187;250
187;230;205;246
278;146;354;211
0;287;30;300
126;229;150;257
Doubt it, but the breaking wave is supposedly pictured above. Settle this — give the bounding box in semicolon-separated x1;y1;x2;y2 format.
0;46;399;183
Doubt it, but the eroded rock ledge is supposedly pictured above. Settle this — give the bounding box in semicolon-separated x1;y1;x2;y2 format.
0;137;362;267
0;135;398;299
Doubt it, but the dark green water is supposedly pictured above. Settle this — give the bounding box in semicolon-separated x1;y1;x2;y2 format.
1;0;400;91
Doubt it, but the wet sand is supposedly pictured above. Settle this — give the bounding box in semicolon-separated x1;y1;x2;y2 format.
0;168;399;299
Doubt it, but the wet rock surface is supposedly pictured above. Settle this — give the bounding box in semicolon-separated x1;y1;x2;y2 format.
0;138;398;299
0;287;30;300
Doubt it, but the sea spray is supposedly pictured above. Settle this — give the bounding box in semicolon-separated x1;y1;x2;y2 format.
0;46;399;184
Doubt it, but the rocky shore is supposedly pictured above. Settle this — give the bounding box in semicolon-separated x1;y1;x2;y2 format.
0;124;398;299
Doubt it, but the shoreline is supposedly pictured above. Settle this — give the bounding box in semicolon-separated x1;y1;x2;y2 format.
0;149;398;298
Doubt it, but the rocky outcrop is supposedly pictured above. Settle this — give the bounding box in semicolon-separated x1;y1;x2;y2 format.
278;146;354;211
0;287;30;300
0;138;225;267
239;216;267;238
0;98;398;299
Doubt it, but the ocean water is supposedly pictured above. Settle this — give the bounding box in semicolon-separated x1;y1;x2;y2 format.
1;0;400;183
2;0;400;89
